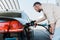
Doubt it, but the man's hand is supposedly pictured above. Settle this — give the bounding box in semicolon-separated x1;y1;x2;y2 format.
50;34;53;40
31;20;37;26
34;22;37;27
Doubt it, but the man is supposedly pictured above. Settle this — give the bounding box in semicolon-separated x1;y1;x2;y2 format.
33;2;60;40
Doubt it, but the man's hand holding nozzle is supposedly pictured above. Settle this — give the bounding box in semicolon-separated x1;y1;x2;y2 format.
31;20;37;27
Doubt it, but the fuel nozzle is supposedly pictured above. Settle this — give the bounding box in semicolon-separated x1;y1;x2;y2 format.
30;20;36;26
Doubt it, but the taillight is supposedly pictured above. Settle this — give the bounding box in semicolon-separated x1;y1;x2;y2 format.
9;20;24;32
0;22;9;33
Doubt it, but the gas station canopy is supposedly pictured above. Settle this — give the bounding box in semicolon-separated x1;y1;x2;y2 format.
0;0;20;13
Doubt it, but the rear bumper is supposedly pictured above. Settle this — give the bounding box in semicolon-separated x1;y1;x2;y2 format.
0;29;24;33
9;29;24;32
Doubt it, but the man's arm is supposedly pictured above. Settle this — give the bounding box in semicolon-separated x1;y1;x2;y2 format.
35;13;47;23
49;23;55;35
49;23;56;40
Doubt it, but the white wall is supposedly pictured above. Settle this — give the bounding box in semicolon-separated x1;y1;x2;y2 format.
19;0;56;20
56;0;60;6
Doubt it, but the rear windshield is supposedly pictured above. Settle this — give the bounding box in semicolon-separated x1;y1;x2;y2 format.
0;13;21;18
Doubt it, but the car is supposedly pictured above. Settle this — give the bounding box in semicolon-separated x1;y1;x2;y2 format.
0;0;30;40
0;13;27;40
